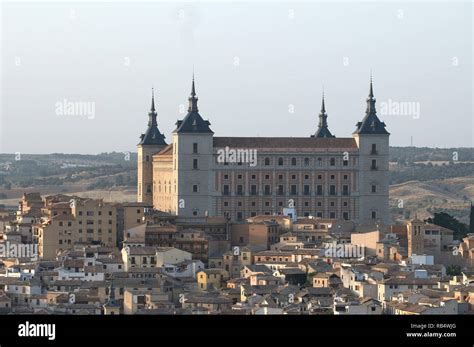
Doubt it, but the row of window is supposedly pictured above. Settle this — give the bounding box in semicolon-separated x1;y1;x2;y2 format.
77;237;113;243
221;184;355;196
222;200;351;208
77;229;113;233
172;182;377;195
58;220;114;226
190;157;379;170
218;156;353;167
222;173;352;181
77;211;113;216
78;219;114;225
130;256;155;265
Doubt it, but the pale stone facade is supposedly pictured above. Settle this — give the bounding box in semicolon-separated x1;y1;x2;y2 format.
137;78;390;225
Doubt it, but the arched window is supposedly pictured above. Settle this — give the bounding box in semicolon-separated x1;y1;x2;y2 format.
330;158;336;166
264;157;270;166
317;158;323;166
304;158;310;166
291;158;297;166
278;157;284;166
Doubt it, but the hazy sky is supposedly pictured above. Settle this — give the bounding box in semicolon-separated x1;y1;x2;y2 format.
1;1;472;154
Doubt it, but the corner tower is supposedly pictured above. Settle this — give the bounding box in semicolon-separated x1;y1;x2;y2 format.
172;76;214;218
353;77;390;225
137;88;167;204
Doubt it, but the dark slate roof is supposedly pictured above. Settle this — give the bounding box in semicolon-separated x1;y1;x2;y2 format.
174;111;213;134
139;126;167;146
353;113;390;135
312;127;335;138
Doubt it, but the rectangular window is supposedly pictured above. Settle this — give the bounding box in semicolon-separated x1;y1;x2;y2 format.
193;159;198;169
223;185;230;195
193;143;198;154
371;159;377;170
329;185;336;196
303;185;310;196
193;185;198;193
277;185;284;196
237;185;244;196
343;185;349;196
250;185;257;195
372;185;377;193
316;185;323;196
371;143;377;155
290;185;297;195
264;185;271;196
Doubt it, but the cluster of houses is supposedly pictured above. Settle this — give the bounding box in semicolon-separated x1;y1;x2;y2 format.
0;193;473;314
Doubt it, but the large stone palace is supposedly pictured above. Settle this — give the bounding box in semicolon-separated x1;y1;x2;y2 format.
137;76;390;225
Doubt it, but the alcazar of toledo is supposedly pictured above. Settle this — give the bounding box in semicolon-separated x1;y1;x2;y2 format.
137;76;390;226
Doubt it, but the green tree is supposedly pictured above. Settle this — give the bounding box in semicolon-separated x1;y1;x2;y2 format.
425;212;469;240
446;265;462;276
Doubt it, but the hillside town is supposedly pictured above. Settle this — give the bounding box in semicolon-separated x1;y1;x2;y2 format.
0;192;473;315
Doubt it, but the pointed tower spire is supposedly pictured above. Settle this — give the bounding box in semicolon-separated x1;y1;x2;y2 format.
319;92;328;128
148;87;157;127
321;89;326;114
312;90;335;138
369;74;374;98
188;74;199;112
191;72;196;97
366;75;376;115
151;87;155;112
